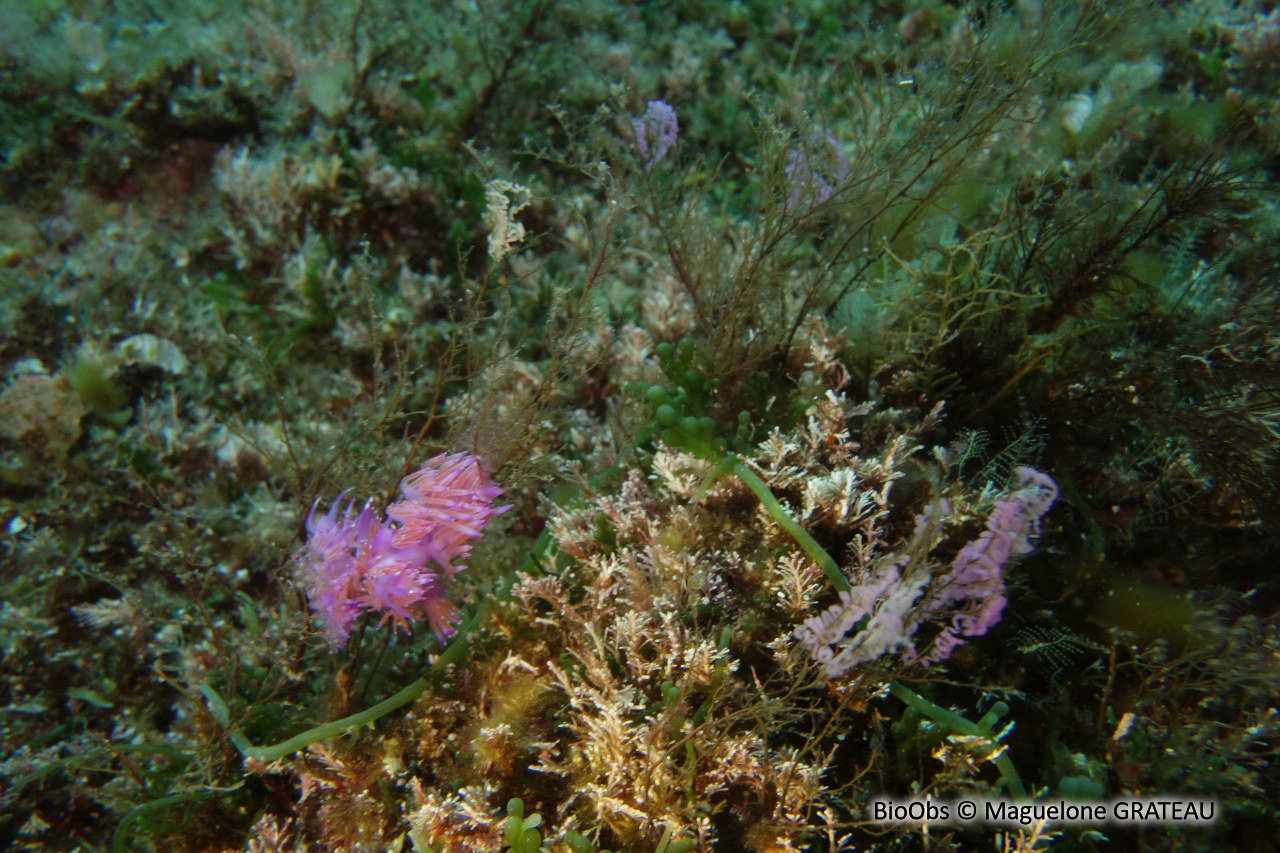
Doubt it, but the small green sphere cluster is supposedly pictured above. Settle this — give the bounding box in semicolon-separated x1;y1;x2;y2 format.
629;339;752;460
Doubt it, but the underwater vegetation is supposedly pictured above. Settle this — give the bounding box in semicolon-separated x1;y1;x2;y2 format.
1;0;1278;851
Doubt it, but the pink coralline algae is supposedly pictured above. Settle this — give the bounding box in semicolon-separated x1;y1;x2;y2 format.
633;99;678;171
296;453;510;649
796;467;1058;676
784;132;850;212
915;466;1059;664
